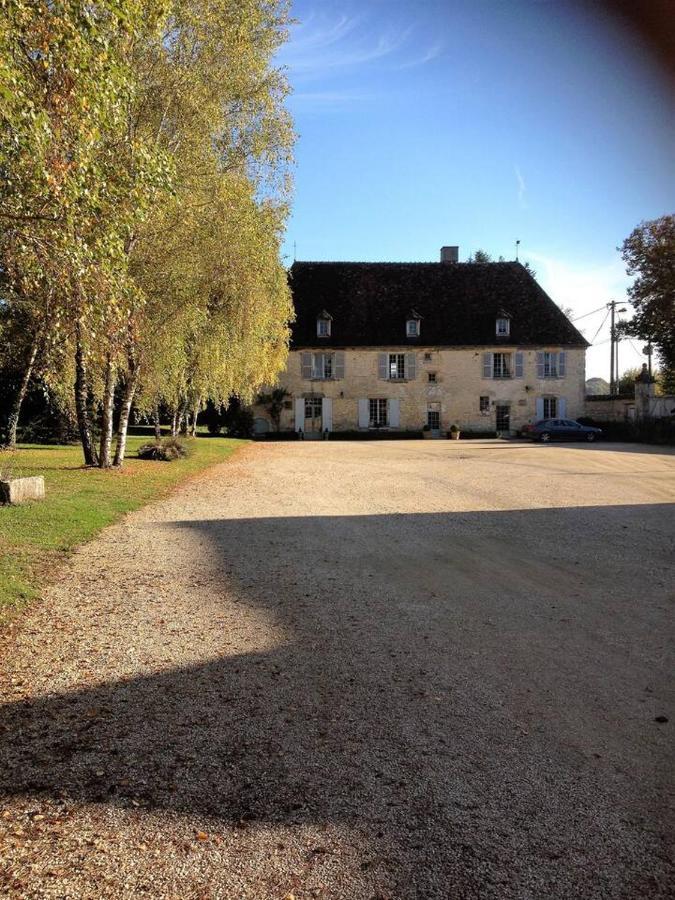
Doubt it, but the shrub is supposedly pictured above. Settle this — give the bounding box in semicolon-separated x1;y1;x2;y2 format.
137;437;189;461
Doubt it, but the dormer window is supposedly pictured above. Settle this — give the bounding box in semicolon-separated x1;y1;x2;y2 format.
496;317;510;337
316;311;332;338
406;309;421;338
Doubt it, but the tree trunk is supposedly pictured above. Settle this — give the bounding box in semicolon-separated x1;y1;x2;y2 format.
74;326;99;466
189;399;200;437
5;335;39;449
178;398;189;435
113;358;139;467
153;404;162;441
171;409;179;437
99;355;115;468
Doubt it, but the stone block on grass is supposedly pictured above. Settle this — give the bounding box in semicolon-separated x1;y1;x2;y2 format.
0;476;45;505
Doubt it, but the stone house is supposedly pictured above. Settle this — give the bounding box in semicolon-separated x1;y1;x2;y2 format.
253;247;588;437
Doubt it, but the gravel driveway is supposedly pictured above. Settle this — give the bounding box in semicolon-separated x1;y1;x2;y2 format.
1;439;674;899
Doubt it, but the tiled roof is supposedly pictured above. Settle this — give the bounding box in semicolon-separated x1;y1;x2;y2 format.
289;261;587;348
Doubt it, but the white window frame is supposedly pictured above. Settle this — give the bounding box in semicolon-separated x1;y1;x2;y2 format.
389;353;406;380
369;398;388;427
543;351;558;377
493;352;512;379
311;352;333;380
543;396;558;418
496;318;510;336
317;317;331;338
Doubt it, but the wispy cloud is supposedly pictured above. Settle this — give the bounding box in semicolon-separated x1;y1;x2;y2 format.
277;11;442;89
514;165;527;209
397;42;444;70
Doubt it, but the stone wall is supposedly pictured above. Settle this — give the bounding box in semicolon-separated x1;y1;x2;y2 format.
253;346;586;435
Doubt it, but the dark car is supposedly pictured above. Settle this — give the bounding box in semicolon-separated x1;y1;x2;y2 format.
522;418;603;442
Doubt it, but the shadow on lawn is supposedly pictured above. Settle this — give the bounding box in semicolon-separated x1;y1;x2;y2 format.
1;503;673;896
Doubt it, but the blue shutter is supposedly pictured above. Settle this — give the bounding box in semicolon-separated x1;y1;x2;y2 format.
559;397;567;417
536;352;545;378
358;399;369;428
378;353;388;379
322;397;332;431
535;397;544;420
558;351;566;377
388;399;401;428
515;352;524;378
301;352;312;379
334;351;345;379
482;352;493;378
295;398;305;430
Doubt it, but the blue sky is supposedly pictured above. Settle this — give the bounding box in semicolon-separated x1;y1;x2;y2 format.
277;0;674;379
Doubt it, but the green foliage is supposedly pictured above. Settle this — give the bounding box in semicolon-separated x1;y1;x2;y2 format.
469;249;492;263
137;436;189;460
257;387;289;431
0;0;294;465
621;215;675;392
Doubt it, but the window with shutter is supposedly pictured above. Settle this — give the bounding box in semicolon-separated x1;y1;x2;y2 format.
536;352;545;378
369;398;388;427
493;353;512;378
389;353;405;380
482;352;493;378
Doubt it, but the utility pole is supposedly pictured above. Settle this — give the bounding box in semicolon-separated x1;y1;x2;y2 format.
607;300;627;394
642;343;654;379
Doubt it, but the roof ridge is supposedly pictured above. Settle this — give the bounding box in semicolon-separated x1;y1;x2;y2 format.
292;260;519;266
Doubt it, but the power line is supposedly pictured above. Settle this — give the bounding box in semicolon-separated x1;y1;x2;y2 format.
588;308;610;344
572;305;607;322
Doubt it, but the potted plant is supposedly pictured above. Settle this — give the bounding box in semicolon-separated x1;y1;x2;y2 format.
422;424;433;439
449;424;461;440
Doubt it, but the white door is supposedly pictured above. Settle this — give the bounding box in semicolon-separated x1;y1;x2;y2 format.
322;397;333;431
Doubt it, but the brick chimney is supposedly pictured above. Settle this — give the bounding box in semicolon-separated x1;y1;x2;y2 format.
440;246;459;263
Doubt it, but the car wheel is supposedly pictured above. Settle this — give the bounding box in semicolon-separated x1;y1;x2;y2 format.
540;432;551;443
586;432;596;442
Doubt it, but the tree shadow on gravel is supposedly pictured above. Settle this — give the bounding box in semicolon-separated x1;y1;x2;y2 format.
1;503;673;897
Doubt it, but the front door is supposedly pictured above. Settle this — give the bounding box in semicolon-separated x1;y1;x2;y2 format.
304;397;322;435
427;408;441;435
496;404;510;433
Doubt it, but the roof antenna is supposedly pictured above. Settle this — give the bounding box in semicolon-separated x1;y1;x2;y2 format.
515;239;520;262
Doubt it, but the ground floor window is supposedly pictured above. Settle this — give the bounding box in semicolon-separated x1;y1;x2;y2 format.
427;409;440;430
543;396;557;418
479;396;490;412
369;398;388;427
496;404;511;432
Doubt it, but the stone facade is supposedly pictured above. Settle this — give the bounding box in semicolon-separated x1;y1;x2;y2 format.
254;345;586;435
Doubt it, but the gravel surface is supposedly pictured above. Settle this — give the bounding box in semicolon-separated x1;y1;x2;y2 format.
1;439;674;899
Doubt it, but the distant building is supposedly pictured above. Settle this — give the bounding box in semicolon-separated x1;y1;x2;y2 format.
585;377;610;396
253;246;588;436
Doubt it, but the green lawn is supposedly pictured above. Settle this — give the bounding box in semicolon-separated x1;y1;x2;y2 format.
0;436;244;619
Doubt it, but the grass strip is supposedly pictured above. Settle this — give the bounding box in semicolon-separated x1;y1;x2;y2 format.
0;436;244;619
